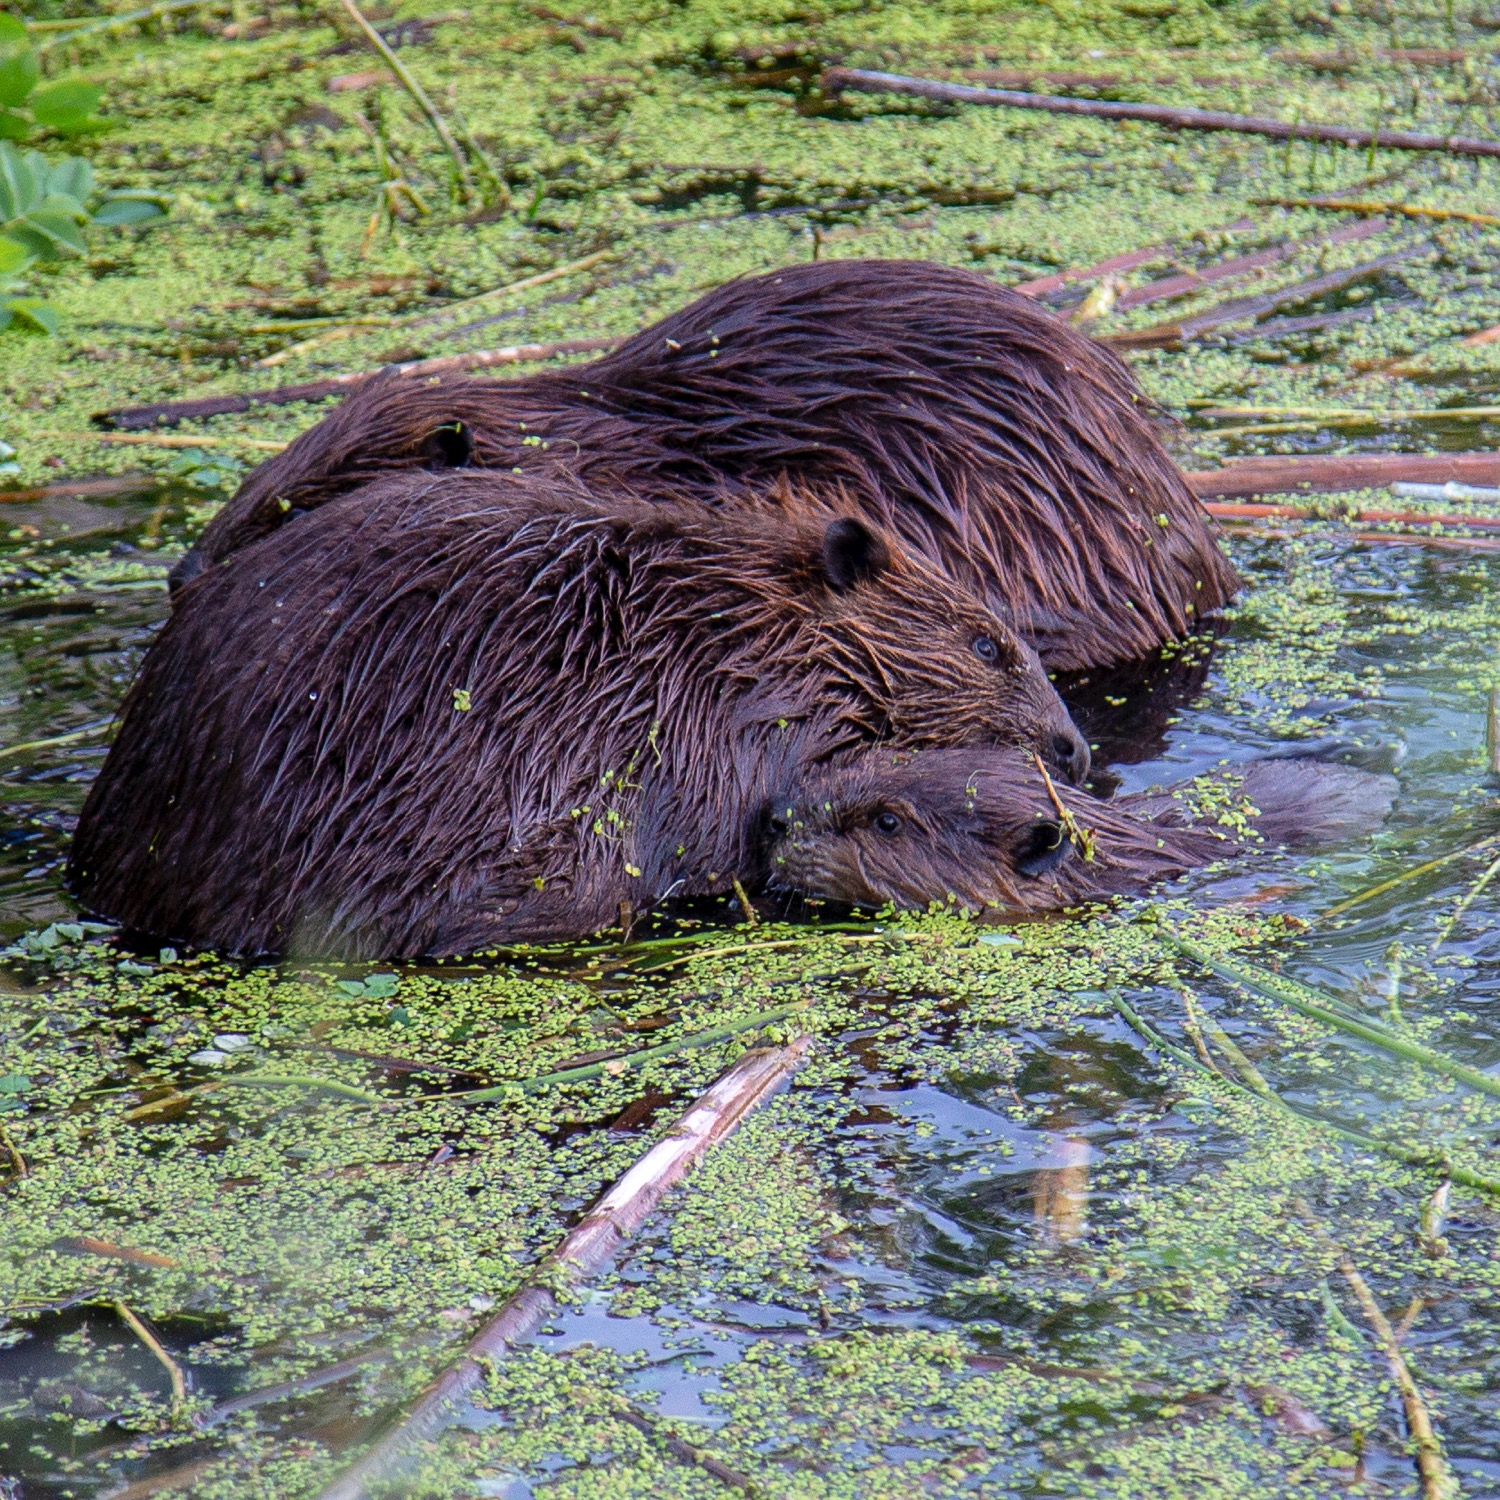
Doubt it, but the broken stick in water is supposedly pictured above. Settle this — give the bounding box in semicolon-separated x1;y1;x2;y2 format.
315;1034;812;1500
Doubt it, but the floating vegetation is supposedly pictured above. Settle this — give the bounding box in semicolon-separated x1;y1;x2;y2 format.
3;0;1500;1494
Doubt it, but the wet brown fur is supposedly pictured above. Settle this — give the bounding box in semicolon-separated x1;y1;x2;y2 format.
174;259;1239;671
766;748;1396;915
70;470;1086;958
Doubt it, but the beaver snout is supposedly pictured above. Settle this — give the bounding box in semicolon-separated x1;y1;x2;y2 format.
1048;724;1091;786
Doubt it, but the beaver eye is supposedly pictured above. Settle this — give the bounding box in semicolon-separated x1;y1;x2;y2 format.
874;811;903;836
973;634;1000;663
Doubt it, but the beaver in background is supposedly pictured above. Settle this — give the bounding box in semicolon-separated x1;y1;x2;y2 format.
70;471;1089;958
765;748;1396;916
171;259;1239;673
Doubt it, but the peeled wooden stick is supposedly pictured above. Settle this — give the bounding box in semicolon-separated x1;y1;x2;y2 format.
1185;453;1500;498
1200;500;1500;532
820;67;1500;160
315;1036;811;1500
1254;195;1500;228
1295;1204;1458;1500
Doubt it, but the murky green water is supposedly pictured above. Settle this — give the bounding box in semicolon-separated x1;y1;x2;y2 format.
1;484;1498;1497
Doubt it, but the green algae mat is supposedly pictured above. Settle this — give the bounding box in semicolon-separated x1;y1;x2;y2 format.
5;0;1500;1495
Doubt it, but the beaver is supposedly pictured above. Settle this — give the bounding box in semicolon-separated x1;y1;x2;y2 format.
69;470;1090;958
764;748;1396;916
170;259;1239;672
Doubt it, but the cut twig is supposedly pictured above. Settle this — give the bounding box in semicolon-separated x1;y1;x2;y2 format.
54;1236;178;1268
1428;848;1500;953
96;336;615;430
1254;195;1500;228
33;0;227;52
1185;453;1500;498
1112;993;1500;1195
314;1038;810;1500
1321;833;1500;917
1295;1204;1459;1500
731;877;760;925
337;0;473;200
0;476;156;503
115;1300;189;1419
0;721;113;763
820;67;1500;160
1011;216;1255;298
1164;933;1500;1102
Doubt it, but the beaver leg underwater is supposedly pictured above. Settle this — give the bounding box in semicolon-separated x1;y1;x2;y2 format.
170;260;1238;674
70;472;1086;958
764;747;1396;916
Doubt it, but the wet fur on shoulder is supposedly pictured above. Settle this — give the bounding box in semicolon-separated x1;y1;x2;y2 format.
70;470;1083;958
174;259;1239;671
766;748;1396;915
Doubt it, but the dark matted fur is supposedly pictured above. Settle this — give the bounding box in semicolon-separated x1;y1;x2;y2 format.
173;259;1240;671
766;749;1396;915
70;471;1088;958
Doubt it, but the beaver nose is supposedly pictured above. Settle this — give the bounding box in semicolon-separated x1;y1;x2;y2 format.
767;811;790;837
1050;727;1091;786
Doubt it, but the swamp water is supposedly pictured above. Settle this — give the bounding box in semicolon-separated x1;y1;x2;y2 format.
0;484;1498;1498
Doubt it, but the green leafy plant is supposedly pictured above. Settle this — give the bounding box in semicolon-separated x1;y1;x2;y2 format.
0;14;105;140
0;138;167;331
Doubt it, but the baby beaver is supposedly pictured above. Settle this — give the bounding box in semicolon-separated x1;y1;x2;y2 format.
765;748;1395;915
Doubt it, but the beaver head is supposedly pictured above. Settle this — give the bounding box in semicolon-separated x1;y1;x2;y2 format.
763;746;1237;914
797;515;1088;781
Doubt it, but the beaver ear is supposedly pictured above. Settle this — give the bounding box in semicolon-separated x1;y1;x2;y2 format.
421;421;473;469
1016;819;1073;878
821;517;891;593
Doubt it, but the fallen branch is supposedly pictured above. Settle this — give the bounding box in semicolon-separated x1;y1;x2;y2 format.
820;67;1500;160
1184;453;1500;498
95;337;616;431
0;476;158;503
40;429;286;452
1102;247;1425;349
1295;1204;1459;1500
315;1037;810;1500
199;1350;391;1427
1254;195;1500;229
33;0;227;51
1114;217;1384;311
1011;217;1254;298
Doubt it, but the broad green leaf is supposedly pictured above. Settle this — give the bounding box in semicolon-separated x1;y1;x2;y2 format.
93;193;167;226
0;233;29;274
0;141;38;219
6;296;60;334
0;16;27;45
0;110;26;140
0;24;37;112
44;153;92;202
39;190;87;222
29;80;101;133
9;207;86;257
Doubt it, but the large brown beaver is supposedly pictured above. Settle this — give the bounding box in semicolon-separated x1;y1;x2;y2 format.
69;471;1089;958
765;749;1396;915
171;259;1239;672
